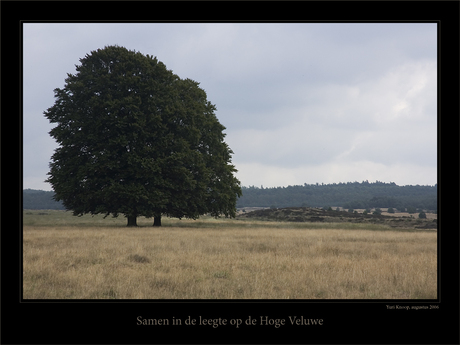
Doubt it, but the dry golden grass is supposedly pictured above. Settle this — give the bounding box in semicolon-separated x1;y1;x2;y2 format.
23;212;437;299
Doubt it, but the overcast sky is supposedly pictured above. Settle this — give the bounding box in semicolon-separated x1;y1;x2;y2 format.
23;23;437;191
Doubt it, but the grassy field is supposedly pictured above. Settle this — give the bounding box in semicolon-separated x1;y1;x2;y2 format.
23;210;437;299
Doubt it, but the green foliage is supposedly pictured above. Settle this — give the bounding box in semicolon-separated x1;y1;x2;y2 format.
44;45;241;225
407;206;416;214
418;212;427;219
23;189;65;210
387;207;395;213
238;181;437;211
373;208;382;215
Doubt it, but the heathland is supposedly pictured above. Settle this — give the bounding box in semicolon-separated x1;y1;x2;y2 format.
23;209;437;299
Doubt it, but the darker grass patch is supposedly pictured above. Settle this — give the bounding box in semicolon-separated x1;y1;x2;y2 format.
102;287;118;299
246;242;277;253
128;254;150;263
212;271;230;279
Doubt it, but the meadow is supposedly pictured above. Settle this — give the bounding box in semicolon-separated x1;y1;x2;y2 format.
23;210;437;299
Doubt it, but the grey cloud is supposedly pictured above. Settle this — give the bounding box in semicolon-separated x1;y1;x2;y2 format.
22;23;437;190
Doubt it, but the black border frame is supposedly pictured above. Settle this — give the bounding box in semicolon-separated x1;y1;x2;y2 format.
2;1;459;344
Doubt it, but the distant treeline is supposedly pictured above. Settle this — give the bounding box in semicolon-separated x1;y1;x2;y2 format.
23;189;65;210
24;181;437;212
236;181;437;212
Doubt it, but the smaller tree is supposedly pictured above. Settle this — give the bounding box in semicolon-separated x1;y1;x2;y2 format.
373;208;382;215
387;207;395;213
418;211;427;219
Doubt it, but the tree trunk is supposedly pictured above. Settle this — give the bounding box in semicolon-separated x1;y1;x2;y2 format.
153;215;162;227
127;216;137;227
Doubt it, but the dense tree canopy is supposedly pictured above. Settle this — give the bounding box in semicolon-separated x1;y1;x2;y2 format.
22;189;65;210
45;45;241;226
237;181;437;211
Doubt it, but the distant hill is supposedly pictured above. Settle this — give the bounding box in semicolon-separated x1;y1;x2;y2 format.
24;180;437;212
23;189;65;210
236;181;437;212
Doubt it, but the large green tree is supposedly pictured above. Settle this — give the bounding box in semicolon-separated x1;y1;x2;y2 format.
45;45;241;226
